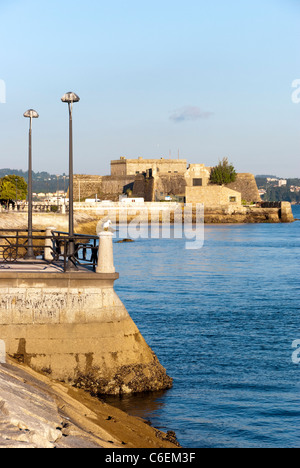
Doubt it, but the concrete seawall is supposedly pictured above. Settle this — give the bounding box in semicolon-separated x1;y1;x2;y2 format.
0;233;172;396
203;202;295;224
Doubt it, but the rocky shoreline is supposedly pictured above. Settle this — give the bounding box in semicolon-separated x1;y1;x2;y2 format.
0;359;179;449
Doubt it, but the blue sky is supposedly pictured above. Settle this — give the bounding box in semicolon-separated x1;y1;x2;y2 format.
0;0;299;177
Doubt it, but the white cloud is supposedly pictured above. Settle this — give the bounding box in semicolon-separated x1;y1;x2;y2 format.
169;105;214;123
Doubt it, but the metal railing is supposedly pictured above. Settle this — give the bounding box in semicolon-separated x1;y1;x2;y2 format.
0;229;99;272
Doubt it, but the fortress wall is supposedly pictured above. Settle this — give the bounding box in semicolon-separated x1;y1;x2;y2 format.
73;175;135;202
100;176;136;197
73;175;103;201
0;271;172;395
226;173;261;203
154;175;187;201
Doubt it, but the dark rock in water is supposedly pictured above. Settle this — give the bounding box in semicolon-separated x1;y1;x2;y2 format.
156;430;181;447
116;239;134;244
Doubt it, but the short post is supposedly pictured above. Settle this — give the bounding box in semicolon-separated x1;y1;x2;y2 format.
0;340;6;364
96;231;115;274
44;227;57;261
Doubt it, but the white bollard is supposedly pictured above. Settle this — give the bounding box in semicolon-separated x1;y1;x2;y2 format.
96;231;116;274
0;340;6;364
44;227;57;261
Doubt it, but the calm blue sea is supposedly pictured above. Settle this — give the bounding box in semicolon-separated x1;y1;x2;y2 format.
110;206;300;448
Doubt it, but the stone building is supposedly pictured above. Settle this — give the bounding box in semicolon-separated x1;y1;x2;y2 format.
111;157;187;177
185;185;242;206
74;157;261;206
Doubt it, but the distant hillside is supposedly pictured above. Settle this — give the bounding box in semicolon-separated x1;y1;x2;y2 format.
256;174;279;179
255;176;300;203
0;169;69;194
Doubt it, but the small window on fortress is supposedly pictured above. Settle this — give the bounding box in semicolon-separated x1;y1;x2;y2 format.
174;171;178;173
136;171;140;174
193;178;203;187
230;197;237;203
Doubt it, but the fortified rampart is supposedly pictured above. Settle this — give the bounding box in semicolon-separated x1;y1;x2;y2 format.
226;173;261;203
152;174;187;201
74;174;136;202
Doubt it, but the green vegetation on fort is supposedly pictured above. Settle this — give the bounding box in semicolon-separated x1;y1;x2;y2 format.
209;158;237;185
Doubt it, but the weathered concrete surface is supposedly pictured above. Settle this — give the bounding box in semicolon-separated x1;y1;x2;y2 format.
280;202;295;223
0;360;178;449
0;271;172;395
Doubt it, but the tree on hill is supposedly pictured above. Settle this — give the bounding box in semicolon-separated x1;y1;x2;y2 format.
209;157;237;185
0;175;28;208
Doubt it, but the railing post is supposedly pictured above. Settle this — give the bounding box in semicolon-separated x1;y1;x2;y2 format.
96;231;115;274
44;227;57;261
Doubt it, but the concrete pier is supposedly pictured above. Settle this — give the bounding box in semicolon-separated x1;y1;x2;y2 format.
0;232;172;395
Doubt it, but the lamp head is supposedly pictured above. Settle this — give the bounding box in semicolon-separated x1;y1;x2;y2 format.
24;109;39;119
61;92;80;104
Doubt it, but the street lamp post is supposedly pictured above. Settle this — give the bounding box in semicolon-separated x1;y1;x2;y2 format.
24;109;39;260
61;92;80;270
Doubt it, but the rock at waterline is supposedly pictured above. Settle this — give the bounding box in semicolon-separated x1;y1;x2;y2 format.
115;239;134;244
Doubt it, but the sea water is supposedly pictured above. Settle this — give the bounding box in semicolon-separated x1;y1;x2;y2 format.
110;206;300;448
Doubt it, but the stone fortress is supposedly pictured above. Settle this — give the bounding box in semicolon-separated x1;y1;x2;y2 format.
74;156;262;207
